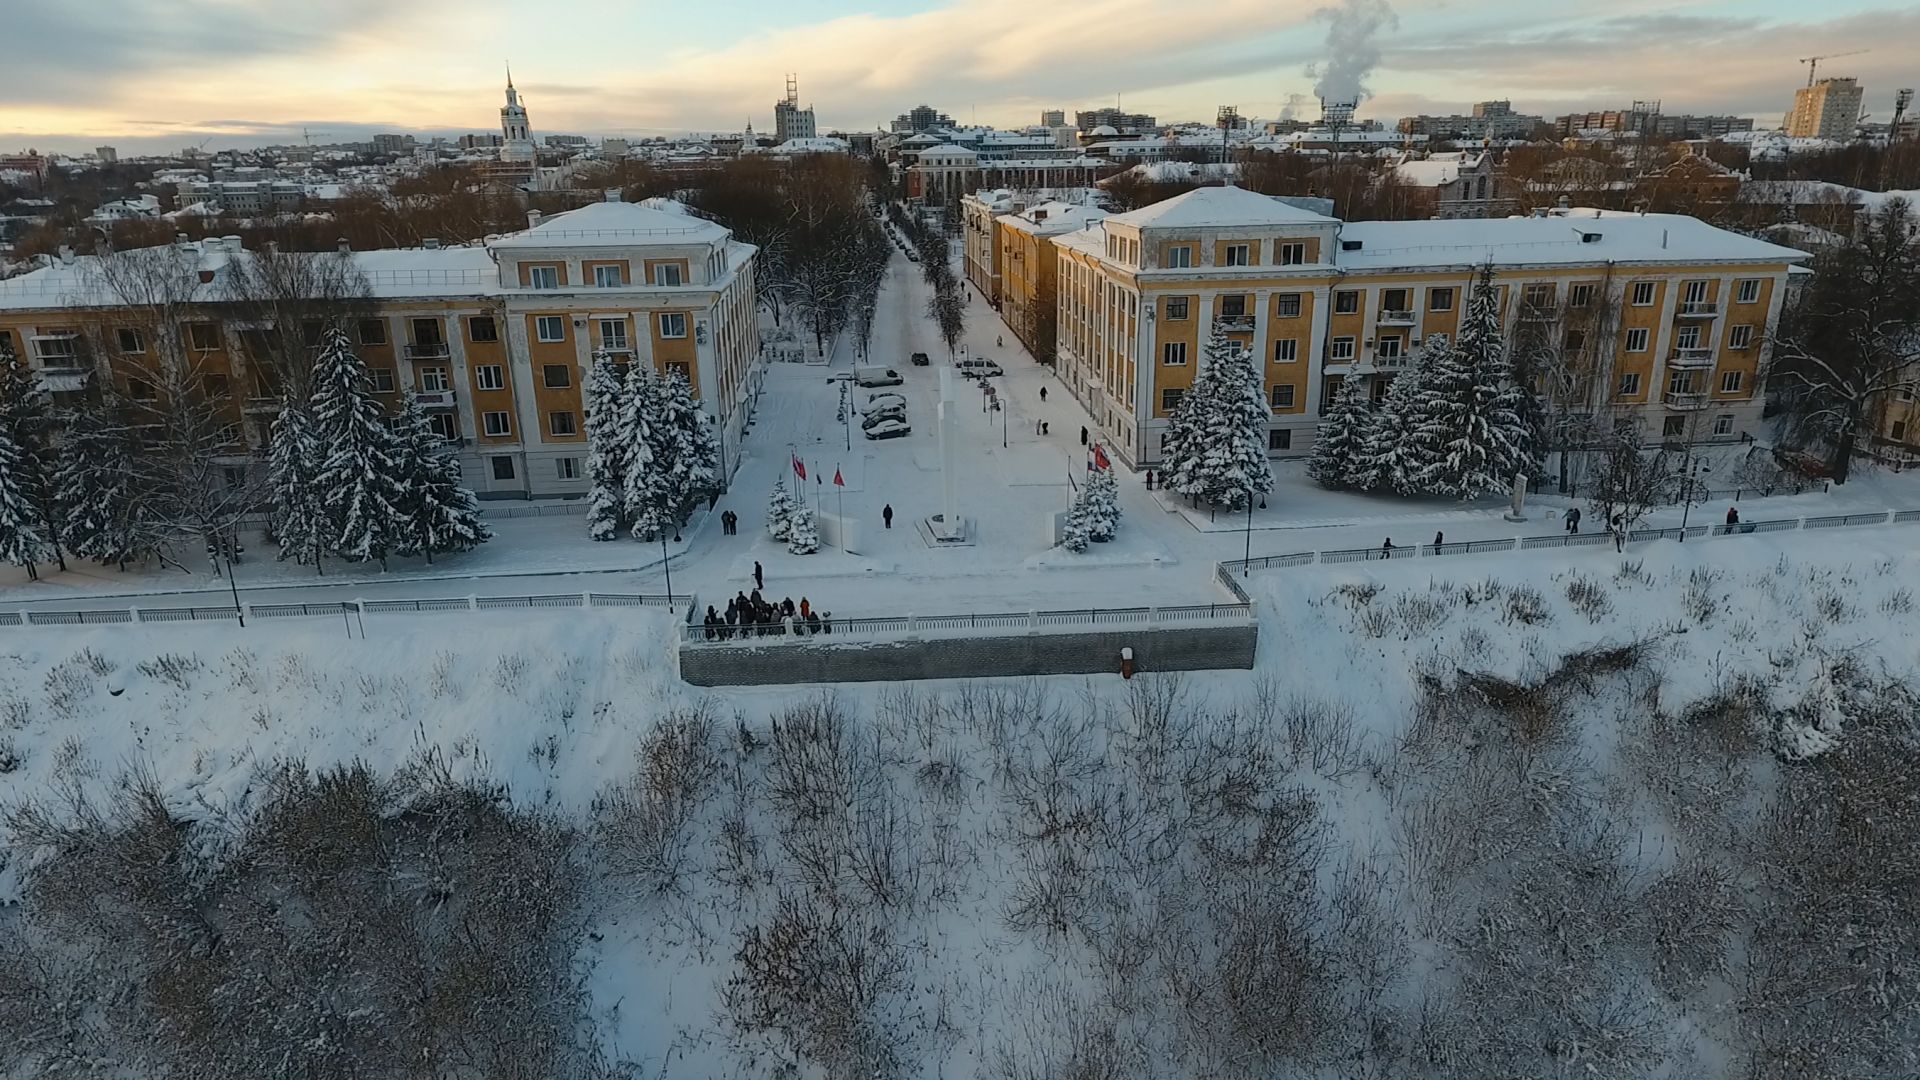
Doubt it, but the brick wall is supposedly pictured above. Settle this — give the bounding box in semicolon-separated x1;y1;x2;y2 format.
679;624;1258;686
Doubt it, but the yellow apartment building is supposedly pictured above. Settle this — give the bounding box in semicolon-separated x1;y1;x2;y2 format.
1051;185;1805;467
0;194;761;500
994;201;1108;364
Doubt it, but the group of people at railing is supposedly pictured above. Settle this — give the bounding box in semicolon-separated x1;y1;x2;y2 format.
703;591;831;639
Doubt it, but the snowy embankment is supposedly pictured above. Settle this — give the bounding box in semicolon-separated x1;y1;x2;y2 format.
0;529;1915;1078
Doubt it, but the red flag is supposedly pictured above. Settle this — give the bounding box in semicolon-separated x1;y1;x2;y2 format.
833;468;844;487
1092;443;1111;470
791;455;806;481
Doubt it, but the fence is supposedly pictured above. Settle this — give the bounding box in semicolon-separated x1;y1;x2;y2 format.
5;592;691;630
683;601;1254;645
1220;509;1916;577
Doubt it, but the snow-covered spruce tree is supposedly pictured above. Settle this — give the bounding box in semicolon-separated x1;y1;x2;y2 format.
390;393;491;564
1060;488;1093;552
0;422;53;578
648;369;720;531
1082;463;1120;541
582;352;630;541
784;502;820;554
1165;330;1273;511
0;339;65;570
1309;372;1373;490
52;405;161;568
307;327;406;567
1358;336;1442;493
1407;267;1532;500
766;479;796;540
622;367;671;541
268;398;328;569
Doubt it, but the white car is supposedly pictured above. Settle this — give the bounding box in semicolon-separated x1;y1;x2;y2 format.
956;358;1003;378
861;407;907;430
863;392;907;413
863;418;911;440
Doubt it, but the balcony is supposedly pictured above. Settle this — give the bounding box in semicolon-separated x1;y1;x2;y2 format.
1213;313;1256;332
1518;305;1557;323
404;342;450;360
598;343;635;358
1668;347;1714;368
1676;301;1720;319
1377;309;1416;326
1373;351;1409;368
415;390;457;409
1663;390;1708;410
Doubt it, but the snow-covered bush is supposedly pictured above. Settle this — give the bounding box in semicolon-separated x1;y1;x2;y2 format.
784;504;820;554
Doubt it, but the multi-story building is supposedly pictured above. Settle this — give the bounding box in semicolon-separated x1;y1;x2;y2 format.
1787;78;1864;140
1398;101;1543;140
997;201;1108;364
891;105;957;134
1040;109;1066;129
1075;108;1157;136
0;193;761;501
1049;185;1805;467
774;76;818;143
960;190;1019;305
1391;151;1513;219
372;134;416;155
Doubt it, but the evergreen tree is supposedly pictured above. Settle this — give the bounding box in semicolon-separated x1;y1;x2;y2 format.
648;369;720;531
1357;337;1441;493
1060;487;1093;552
1309;372;1373;490
766;479;795;540
784;502;820;554
582;352;630;541
268;398;328;569
307;328;406;566
52;404;161;568
1082;462;1120;541
390;393;490;563
0;421;53;578
1164;329;1272;510
1407;268;1531;500
622;367;669;541
0;339;65;570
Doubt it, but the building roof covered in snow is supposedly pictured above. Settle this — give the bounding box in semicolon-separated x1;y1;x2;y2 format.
1335;209;1808;271
999;201;1109;236
488;198;728;248
1105;184;1338;229
1392;151;1483;188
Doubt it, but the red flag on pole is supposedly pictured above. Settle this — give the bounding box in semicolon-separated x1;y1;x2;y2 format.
833;468;844;487
791;455;807;481
1092;443;1111;470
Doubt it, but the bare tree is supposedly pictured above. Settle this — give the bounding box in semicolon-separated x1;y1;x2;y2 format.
1587;428;1672;533
929;287;966;360
221;245;373;403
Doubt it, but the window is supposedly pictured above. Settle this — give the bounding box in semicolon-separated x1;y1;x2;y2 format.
357;319;387;346
1617;372;1641;397
419;366;449;392
1630;282;1656;306
548;410;577;436
1162;342;1188;366
658;313;688;339
491;455;516;480
1564;329;1587;352
1334;290;1360;314
188;322;221;351
1675;325;1701;349
1270;385;1296;409
469;316;499;342
1428;287;1455;312
1683;280;1709;304
1720;370;1744;394
1274;339;1298;363
556;457;580;480
528;265;560;289
651;263;683;286
128;376;156;401
1161;388;1185;412
1712;414;1734;436
1164;297;1189;321
1662;416;1686;438
1219;294;1248;318
1523;284;1554;307
370;368;395;393
1568;283;1594;308
300;321;324;348
1330;336;1356;360
1668;370;1699;395
202;373;229;398
1275;293;1302;318
594;264;627;288
475;365;506;391
666;360;691;381
535;316;566;343
1376;337;1403;359
543;364;572;388
1894;420;1910;442
1728;325;1754;350
1278;242;1306;265
1381;289;1410;313
1737;279;1762;304
1166;245;1192;268
483;411;512;436
1625;327;1650;353
1223;244;1250;267
1268;428;1292;451
117;328;145;353
429;413;457;440
598;318;629;349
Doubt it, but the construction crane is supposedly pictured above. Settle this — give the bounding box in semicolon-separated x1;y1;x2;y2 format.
1800;50;1869;87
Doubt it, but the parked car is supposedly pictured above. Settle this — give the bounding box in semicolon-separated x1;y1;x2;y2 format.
956;358;1004;378
863;418;911;440
864;392;908;412
861;407;907;430
909;352;931;366
854;366;904;387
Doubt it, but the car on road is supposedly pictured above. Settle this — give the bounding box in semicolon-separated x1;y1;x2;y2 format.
956;358;1004;378
909;352;930;366
863;418;911;440
864;392;907;412
861;408;907;430
854;366;904;387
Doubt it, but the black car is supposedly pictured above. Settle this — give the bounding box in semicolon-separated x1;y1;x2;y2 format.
910;352;930;366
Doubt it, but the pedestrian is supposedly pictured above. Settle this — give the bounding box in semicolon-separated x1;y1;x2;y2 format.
754;560;763;590
997;335;1004;347
1042;421;1049;435
749;588;763;609
883;503;894;529
781;597;796;618
820;610;832;635
730;510;738;535
1381;538;1395;560
1611;517;1625;553
703;606;719;641
1145;469;1155;491
1725;506;1739;526
807;611;822;635
1080;426;1088;446
1040;386;1048;402
1433;531;1444;549
800;597;812;619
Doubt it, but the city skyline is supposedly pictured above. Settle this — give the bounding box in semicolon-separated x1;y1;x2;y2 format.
3;0;1915;154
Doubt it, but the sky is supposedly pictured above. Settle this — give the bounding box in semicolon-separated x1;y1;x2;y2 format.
1;0;1914;154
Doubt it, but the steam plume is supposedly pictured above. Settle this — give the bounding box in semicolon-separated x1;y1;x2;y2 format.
1310;0;1398;105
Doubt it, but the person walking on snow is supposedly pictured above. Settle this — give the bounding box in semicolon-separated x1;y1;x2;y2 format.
1433;531;1444;548
1566;507;1581;533
1039;386;1048;402
1080;426;1089;446
1145;469;1155;491
1725;506;1739;526
883;503;894;529
997;335;1004;347
1381;538;1395;560
800;597;812;619
754;561;763;590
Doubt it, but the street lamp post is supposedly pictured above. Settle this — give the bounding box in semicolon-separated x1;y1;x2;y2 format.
1243;486;1255;574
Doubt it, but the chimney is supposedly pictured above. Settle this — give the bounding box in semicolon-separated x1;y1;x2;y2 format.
603;188;622;203
175;231;190;246
1532;207;1548;218
1032;208;1048;222
337;238;352;253
1555;194;1571;211
223;235;244;253
423;237;442;250
527;209;543;229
